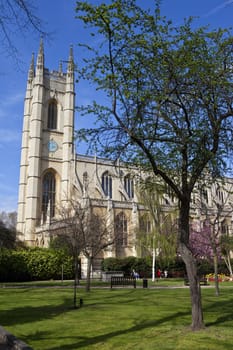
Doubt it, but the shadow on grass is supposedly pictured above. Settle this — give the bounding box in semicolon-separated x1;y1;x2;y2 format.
0;289;140;328
204;296;233;327
0;297;76;327
2;288;233;349
34;310;189;350
87;289;147;306
32;292;233;350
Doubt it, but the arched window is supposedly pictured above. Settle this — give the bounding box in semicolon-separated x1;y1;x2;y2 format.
102;171;112;198
47;100;57;130
139;215;151;257
221;220;228;235
139;215;151;234
42;171;56;223
124;175;134;199
83;172;88;195
115;212;128;246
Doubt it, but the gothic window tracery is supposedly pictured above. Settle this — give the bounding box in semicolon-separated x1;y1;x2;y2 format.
124;174;134;199
139;215;151;234
102;171;112;198
115;212;128;246
83;171;88;195
47;99;57;130
42;171;56;223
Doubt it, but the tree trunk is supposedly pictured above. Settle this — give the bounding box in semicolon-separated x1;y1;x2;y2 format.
223;255;233;279
152;238;156;281
213;253;220;296
179;200;205;331
73;256;79;308
85;256;92;292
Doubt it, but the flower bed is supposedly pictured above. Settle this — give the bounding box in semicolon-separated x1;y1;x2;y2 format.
205;273;232;282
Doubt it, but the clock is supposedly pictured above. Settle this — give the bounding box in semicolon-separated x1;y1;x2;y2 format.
47;140;58;152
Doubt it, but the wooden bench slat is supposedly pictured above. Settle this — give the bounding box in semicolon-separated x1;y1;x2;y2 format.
111;276;136;288
184;277;208;286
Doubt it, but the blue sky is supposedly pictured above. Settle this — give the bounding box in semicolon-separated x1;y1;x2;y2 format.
0;0;233;213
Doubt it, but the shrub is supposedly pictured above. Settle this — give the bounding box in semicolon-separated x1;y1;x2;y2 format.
0;248;73;282
101;256;152;277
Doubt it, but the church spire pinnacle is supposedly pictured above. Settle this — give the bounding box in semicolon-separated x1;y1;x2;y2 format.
28;52;35;83
36;38;44;73
59;60;63;74
67;45;74;77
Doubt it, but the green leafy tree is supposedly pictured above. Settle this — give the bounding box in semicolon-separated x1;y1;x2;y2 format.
76;0;233;330
137;180;177;280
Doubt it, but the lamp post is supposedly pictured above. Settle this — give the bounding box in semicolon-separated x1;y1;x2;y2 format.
152;235;156;281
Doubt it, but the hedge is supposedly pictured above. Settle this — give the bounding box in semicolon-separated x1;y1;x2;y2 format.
0;248;74;282
101;256;152;278
101;256;232;278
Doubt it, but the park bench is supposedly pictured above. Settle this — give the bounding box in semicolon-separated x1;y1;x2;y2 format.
110;276;136;289
184;276;208;286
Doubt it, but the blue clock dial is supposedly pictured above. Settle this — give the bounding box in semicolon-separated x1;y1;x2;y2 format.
48;140;58;152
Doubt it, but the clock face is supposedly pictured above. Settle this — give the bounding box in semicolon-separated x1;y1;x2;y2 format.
47;140;58;152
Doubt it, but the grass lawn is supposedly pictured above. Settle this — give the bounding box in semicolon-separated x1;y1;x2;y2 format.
0;282;233;349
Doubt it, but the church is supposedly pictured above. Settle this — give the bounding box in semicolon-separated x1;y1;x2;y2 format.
16;41;147;268
17;42;233;275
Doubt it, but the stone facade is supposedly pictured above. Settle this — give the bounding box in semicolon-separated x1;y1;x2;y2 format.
17;41;75;246
16;42;145;275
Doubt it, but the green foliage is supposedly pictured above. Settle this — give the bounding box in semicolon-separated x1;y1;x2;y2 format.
160;257;185;277
49;236;73;256
101;257;121;271
0;248;73;282
0;248;29;282
136;180;178;271
24;248;70;280
196;258;230;276
221;234;233;256
0;220;16;249
76;0;233;183
101;256;152;278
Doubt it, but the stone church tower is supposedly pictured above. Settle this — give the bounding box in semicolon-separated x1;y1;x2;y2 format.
17;41;75;245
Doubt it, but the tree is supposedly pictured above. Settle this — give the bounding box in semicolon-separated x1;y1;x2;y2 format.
81;204;115;292
190;222;222;295
0;0;47;64
0;212;26;250
0;220;16;249
0;211;17;229
50;199;87;308
51;197;115;299
137;180;177;280
221;234;233;279
76;0;233;330
190;179;233;295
